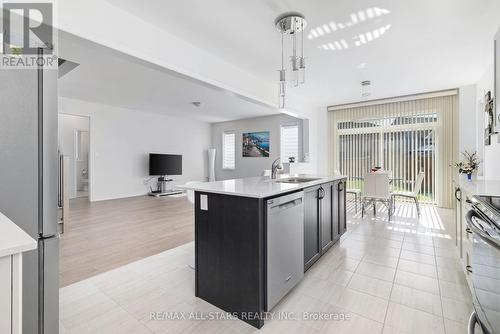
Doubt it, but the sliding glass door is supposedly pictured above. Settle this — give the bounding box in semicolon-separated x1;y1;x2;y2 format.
337;112;439;203
339;132;380;192
330;93;458;207
382;128;435;203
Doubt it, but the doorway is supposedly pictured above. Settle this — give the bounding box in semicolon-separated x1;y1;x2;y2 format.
58;114;91;200
74;129;90;198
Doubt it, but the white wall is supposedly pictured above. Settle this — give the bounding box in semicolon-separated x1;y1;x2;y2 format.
458;85;477;155
211;114;315;180
59;97;211;201
314;107;329;175
476;64;500;180
58;114;90;198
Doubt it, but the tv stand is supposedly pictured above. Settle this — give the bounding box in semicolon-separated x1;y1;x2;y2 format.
148;190;183;197
158;176;173;183
149;175;182;197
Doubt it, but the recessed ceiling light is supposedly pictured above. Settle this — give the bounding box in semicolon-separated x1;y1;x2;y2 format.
357;62;367;69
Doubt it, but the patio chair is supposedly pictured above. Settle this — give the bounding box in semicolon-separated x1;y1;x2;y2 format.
335;170;362;212
361;172;392;220
390;172;425;217
348;188;361;212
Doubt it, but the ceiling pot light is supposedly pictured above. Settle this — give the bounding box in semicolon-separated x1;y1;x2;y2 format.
275;13;307;109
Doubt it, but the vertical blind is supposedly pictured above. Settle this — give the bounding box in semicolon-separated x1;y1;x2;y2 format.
329;93;458;208
280;124;299;163
222;131;235;170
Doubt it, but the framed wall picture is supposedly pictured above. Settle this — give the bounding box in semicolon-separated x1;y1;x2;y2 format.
485;91;495;145
242;131;270;157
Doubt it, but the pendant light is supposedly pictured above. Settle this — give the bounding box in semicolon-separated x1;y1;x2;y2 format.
275;13;307;109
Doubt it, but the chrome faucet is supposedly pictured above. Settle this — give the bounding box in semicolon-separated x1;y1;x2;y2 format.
271;158;282;179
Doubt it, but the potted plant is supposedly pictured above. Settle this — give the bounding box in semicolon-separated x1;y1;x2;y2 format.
455;151;480;181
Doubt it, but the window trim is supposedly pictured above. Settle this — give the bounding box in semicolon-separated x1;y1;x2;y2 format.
222;130;236;170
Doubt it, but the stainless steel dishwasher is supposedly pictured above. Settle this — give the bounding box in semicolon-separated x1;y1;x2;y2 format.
266;191;304;310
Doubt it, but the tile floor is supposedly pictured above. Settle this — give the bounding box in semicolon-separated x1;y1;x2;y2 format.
59;200;476;334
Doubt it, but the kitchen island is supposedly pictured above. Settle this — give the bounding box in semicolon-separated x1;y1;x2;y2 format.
179;175;347;328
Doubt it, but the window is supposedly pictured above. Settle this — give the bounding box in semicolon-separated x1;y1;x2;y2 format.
280;124;299;163
222;131;235;170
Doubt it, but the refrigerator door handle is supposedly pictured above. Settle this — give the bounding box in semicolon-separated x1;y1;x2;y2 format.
468;311;477;334
38;47;59;237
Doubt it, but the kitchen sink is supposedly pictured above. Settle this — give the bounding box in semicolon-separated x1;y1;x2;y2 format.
275;177;321;184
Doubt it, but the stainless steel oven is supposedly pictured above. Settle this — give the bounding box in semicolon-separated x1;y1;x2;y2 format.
465;195;500;334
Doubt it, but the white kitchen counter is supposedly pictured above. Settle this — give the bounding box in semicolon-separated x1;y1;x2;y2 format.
0;212;37;334
0;212;37;258
458;178;500;197
178;174;346;198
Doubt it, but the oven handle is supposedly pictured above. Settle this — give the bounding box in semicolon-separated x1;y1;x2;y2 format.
466;210;500;251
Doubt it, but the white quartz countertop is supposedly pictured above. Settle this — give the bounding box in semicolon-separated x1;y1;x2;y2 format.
178;174;347;198
458;178;500;197
0;212;37;258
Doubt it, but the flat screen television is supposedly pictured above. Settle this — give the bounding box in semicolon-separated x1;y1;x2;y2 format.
149;154;182;176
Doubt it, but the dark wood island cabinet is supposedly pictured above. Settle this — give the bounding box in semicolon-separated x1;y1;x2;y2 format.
183;176;347;329
304;179;346;270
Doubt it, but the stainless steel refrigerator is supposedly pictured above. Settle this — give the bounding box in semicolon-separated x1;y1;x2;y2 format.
0;49;59;334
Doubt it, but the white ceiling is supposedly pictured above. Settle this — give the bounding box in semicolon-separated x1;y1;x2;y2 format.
107;0;500;107
58;32;278;123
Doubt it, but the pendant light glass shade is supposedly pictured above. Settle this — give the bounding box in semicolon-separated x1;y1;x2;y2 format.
299;57;306;84
278;69;286;108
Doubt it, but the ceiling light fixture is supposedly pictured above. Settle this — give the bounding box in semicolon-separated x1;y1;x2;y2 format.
361;80;371;97
275;13;307;109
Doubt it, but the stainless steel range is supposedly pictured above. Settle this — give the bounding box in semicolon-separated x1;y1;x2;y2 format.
465;195;500;334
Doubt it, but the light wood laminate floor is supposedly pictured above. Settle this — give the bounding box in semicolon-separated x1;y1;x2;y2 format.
59;195;194;287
